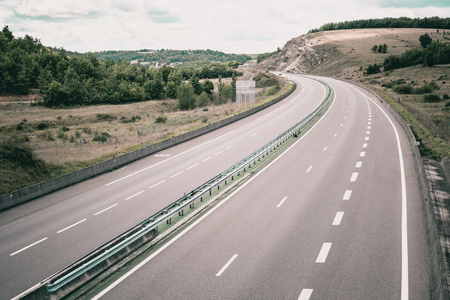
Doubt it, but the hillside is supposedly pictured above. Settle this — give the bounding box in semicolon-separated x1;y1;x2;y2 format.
257;28;450;158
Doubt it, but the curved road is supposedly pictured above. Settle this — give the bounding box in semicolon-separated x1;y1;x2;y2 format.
1;76;327;299
92;75;430;300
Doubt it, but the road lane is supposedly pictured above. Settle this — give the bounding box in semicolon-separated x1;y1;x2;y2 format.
0;76;327;299
95;76;429;300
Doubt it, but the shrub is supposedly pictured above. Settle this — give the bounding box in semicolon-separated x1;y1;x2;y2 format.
393;84;413;94
96;113;117;121
266;85;281;96
443;94;449;100
37;121;50;130
423;94;441;103
92;132;111;142
155;115;167;123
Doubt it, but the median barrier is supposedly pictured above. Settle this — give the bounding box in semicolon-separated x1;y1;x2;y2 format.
0;83;296;212
14;79;329;299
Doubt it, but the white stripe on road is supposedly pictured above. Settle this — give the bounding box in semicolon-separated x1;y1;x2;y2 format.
277;196;288;208
356;161;362;168
214;150;223;156
350;172;359;182
363;143;368;148
343;190;352;200
105;130;236;186
323;146;328;151
216;254;238;277
332;212;344;225
94;203;118;216
306;165;313;173
298;289;313;300
10;237;48;256
360;152;366;157
57;219;87;234
202;157;212;162
316;243;332;263
125;190;145;200
169;171;184;178
149;180;165;189
225;145;234;150
187;163;199;170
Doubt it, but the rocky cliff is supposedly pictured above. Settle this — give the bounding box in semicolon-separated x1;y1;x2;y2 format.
257;34;327;73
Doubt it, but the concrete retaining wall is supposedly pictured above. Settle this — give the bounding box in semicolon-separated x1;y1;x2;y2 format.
0;83;295;212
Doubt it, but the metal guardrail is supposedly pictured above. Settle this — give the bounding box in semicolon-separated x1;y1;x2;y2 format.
44;79;333;295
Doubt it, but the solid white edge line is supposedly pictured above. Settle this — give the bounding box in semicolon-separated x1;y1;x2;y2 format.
94;203;118;216
105;130;236;186
215;254;238;277
57;219;87;234
277;196;288;208
10;237;48;256
332;212;345;226
125;190;145;200
298;289;313;300
316;242;332;263
91;81;336;300
355;88;408;300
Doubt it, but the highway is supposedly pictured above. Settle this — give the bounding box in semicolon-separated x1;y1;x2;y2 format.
0;76;328;299
92;76;430;299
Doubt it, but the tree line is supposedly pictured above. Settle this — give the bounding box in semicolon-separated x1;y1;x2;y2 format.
309;17;450;33
0;26;243;108
366;34;450;75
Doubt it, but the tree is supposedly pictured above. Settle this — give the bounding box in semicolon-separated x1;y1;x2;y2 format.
202;79;214;94
189;75;202;95
419;33;432;48
371;45;378;52
177;82;196;110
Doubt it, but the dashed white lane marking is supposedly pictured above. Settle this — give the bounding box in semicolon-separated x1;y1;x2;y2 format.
298;289;313;300
366;131;371;134
277;196;288;208
57;219;87;234
149;180;165;189
356;161;362;168
214;150;223;156
10;237;48;256
169;171;184;178
343;190;352;200
365;137;370;141
216;254;238;277
105;130;236;186
306;165;313;173
367;126;371;129
202;157;212;162
340;123;343;127
187;163;199;170
363;143;368;148
94;203;118;216
332;212;345;225
251;133;257;137
333;133;337;137
225;145;234;150
323;146;328;151
350;172;359;182
360;152;366;157
316;243;332;263
125;190;145;200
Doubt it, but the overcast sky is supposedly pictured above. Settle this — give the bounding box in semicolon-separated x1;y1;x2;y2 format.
1;0;449;54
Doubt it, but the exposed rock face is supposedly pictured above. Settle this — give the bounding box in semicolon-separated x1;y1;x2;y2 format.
257;34;326;73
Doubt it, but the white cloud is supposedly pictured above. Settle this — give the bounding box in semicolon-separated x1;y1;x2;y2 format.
1;0;449;53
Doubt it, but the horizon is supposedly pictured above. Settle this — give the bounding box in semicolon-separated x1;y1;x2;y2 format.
1;0;450;54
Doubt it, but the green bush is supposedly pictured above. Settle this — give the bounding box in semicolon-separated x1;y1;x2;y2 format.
423;94;441;103
155;115;167;123
393;84;413;94
37;121;50;130
266;85;281;96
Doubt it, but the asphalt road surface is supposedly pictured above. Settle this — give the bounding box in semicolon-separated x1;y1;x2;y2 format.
1;75;329;299
92;75;430;300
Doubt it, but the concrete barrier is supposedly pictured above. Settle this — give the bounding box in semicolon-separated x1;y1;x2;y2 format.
0;83;295;212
